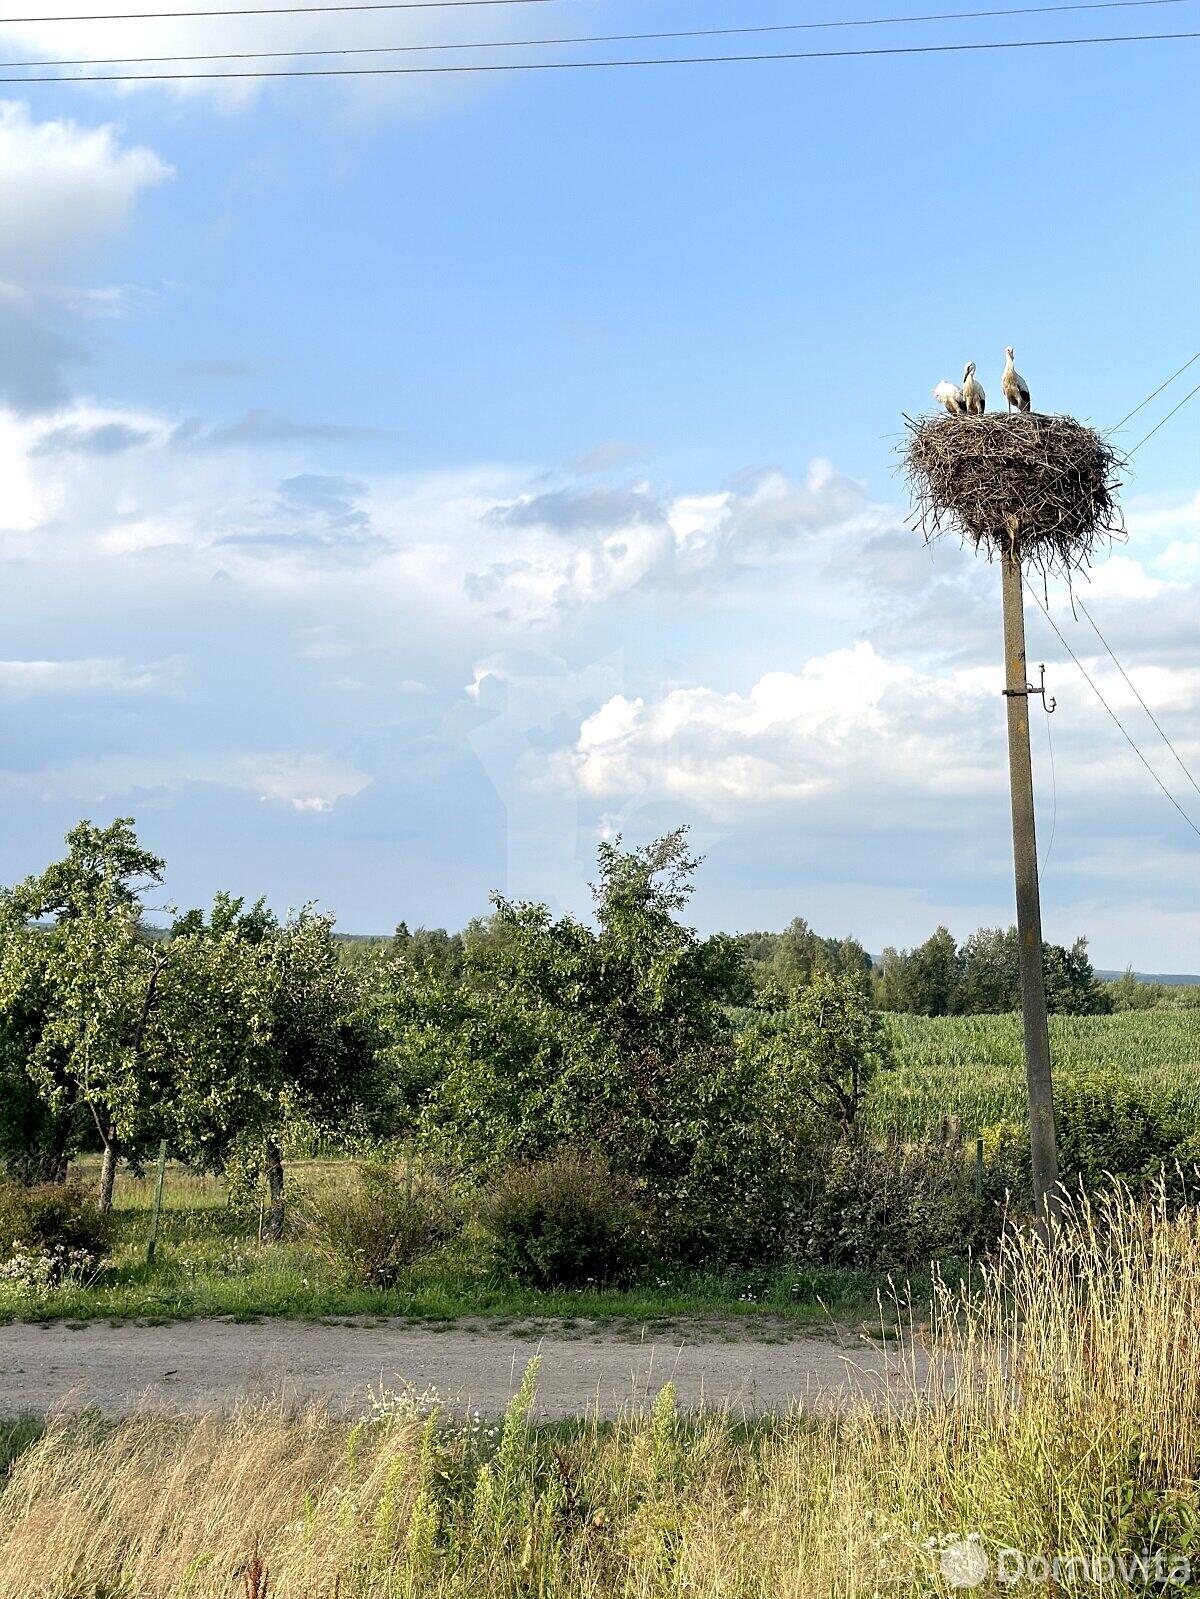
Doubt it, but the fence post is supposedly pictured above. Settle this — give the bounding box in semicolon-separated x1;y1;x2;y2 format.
146;1139;168;1266
974;1136;984;1204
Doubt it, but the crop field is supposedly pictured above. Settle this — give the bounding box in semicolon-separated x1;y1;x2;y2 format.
871;1008;1200;1137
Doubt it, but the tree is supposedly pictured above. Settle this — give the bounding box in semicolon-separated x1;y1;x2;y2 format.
740;972;892;1132
0;821;167;1209
737;917;872;1003
379;831;798;1258
874;926;959;1016
168;897;378;1235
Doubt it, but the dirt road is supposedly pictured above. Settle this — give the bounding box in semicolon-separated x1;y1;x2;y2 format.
0;1317;923;1419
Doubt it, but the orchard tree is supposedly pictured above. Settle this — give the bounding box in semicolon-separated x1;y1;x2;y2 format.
168;897;378;1235
0;820;167;1209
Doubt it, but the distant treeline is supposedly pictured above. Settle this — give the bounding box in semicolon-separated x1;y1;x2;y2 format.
342;916;1118;1019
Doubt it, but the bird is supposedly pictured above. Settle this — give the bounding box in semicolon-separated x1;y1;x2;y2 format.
962;361;986;416
1002;346;1032;413
933;380;967;416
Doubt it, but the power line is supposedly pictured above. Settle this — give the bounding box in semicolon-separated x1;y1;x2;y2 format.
1;0;1190;68
1024;577;1200;844
0;0;1187;29
1075;596;1200;800
1040;698;1058;877
1109;348;1200;434
3;26;1198;80
1127;375;1200;456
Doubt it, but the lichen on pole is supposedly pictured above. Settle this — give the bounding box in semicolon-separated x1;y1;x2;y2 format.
903;408;1125;1226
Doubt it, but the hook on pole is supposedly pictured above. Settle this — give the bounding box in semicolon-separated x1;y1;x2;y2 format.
1003;663;1056;713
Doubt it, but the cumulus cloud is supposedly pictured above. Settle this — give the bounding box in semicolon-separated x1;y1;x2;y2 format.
568;642;1000;820
0;101;171;411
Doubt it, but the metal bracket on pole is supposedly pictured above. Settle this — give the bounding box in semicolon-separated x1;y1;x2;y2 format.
1003;663;1056;713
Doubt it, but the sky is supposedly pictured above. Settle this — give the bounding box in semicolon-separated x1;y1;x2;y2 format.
1;1;1199;969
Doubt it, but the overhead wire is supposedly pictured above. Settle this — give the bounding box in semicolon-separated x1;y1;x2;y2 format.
2;25;1198;81
1;0;1190;29
1040;694;1058;876
1075;597;1200;800
1024;577;1200;844
2;0;1193;68
1108;348;1200;434
1126;375;1200;456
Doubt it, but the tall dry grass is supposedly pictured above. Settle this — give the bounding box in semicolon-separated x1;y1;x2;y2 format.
3;1188;1200;1596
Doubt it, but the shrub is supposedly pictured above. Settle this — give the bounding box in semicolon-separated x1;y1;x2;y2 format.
296;1161;452;1288
791;1137;980;1270
0;1178;110;1284
1056;1070;1193;1192
481;1151;650;1287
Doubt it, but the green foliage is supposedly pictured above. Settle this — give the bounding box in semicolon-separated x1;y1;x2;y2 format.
0;1179;111;1274
1105;968;1171;1012
0;820;171;1196
164;898;379;1184
873;1011;1200;1138
480;1151;649;1288
296;1161;453;1287
736;917;872;1004
1056;1071;1196;1192
380;830;792;1259
874;926;959;1016
740;974;891;1131
875;925;1110;1017
792;1137;980;1270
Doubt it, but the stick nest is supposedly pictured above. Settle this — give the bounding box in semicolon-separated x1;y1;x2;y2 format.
903;412;1125;577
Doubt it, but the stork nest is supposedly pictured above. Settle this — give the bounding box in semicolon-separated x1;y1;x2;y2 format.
903;412;1125;578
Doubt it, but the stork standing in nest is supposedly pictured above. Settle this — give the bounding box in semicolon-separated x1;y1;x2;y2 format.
962;361;986;416
1002;346;1032;413
933;380;967;416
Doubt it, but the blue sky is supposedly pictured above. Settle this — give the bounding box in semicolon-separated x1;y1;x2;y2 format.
1;4;1199;968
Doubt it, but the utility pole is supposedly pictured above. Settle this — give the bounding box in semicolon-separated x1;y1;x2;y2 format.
1000;539;1058;1225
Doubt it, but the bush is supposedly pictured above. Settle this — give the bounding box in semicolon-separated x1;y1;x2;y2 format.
296;1161;452;1288
1057;1070;1193;1192
481;1151;650;1287
0;1179;110;1283
976;1072;1200;1216
791;1137;980;1270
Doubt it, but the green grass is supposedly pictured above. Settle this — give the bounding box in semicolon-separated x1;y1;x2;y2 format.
8;1009;1196;1327
0;1160;894;1329
871;1008;1200;1136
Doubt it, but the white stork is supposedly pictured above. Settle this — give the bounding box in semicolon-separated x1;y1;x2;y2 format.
1002;346;1032;413
962;361;986;416
933;380;967;416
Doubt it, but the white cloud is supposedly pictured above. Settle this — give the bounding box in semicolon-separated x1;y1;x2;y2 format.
569;642;1000;819
0;656;171;694
237;752;372;812
0;101;171;280
0;102;171;410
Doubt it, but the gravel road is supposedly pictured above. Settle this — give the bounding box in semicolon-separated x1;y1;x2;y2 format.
0;1318;924;1420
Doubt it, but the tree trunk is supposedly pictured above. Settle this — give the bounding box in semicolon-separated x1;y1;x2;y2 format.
97;1138;119;1214
264;1138;285;1240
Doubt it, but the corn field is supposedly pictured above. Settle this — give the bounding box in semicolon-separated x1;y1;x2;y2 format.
870;1010;1200;1137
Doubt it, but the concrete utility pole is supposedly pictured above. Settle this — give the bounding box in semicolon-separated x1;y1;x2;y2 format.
1000;540;1058;1224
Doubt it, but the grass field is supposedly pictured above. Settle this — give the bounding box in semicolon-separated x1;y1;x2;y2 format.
1;1160;889;1328
2;1191;1197;1597
872;1009;1200;1136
